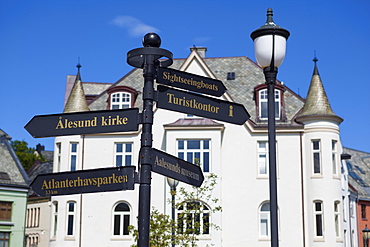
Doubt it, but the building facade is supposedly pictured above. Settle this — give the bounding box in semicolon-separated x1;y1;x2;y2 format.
0;129;30;247
48;47;352;246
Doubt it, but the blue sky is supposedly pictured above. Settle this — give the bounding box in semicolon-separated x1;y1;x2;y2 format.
0;0;369;152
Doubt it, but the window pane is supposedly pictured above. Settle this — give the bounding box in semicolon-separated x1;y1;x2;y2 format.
123;215;130;235
203;153;209;172
115;203;130;212
315;202;321;211
195;152;201;165
313;141;320;150
178;140;184;150
187;140;200;149
178;152;184;160
71;143;77;152
203;140;209;149
116;155;122;167
187;153;193;163
116;143;123;153
71;155;76;171
113;215;120;235
112;105;119;110
68;203;75;212
125;155;131;166
203;213;210;234
313;153;321;173
261;102;268;118
316;215;323;236
67;215;74;235
125;143;132;152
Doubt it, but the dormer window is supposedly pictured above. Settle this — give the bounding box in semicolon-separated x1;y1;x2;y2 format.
111;92;131;109
254;84;285;121
107;86;138;110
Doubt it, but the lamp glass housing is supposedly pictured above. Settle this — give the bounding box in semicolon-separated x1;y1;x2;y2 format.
253;34;287;68
364;227;370;240
166;177;179;188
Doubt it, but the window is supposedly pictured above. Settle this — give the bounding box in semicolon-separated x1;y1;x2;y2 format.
332;141;338;176
177;140;210;172
115;143;133;167
66;202;76;236
111;92;131;109
258;89;281;120
227;72;235;80
361;204;367;219
178;201;210;235
259;202;270;238
334;201;341;238
56;143;61;172
70;143;78;171
314;201;324;238
113;202;130;236
312;140;321;175
0;232;10;247
258;141;268;175
52;202;58;238
0;202;12;221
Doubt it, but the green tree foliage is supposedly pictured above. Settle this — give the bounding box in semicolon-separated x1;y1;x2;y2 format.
129;173;221;247
10;140;44;170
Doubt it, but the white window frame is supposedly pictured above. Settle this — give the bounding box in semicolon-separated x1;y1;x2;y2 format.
312;140;322;175
66;201;76;237
259;201;270;239
259;89;281;120
56;143;61;172
177;201;210;236
314;201;324;239
257;141;268;176
69;143;78;171
111;92;131;110
51;201;58;239
334;201;341;239
114;143;133;167
112;202;131;237
177;139;211;172
332;140;339;176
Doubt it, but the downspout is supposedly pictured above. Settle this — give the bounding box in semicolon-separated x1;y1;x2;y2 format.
300;132;306;247
79;135;85;247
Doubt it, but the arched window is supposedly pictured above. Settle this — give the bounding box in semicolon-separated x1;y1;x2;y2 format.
113;202;131;236
107;86;138;110
66;201;76;236
254;84;285;121
259;202;270;237
314;200;324;238
111;92;131;109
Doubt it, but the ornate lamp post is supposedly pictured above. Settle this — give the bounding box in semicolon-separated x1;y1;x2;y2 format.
363;225;370;247
167;178;179;247
250;8;290;247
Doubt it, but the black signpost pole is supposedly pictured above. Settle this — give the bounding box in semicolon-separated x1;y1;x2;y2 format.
127;33;173;247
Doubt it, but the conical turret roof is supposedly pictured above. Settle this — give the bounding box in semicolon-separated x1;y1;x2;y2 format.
64;64;90;113
296;58;342;124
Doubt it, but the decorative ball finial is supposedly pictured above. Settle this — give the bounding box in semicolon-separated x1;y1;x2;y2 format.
142;33;161;48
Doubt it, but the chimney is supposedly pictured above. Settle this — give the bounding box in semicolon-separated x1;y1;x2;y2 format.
190;46;207;58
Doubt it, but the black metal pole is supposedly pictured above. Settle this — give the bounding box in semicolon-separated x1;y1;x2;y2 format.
171;186;176;247
264;66;279;247
127;33;173;247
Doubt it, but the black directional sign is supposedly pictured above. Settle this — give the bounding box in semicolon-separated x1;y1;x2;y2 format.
151;148;204;187
157;85;250;125
30;166;137;197
25;108;139;138
157;67;227;97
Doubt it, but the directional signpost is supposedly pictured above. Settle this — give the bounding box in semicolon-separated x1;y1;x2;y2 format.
25;108;139;138
157;67;227;97
150;148;204;187
157;85;250;125
26;33;252;247
30;166;136;197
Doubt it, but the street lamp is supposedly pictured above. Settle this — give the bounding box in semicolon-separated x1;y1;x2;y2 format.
250;8;290;247
363;225;370;247
167;177;179;247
